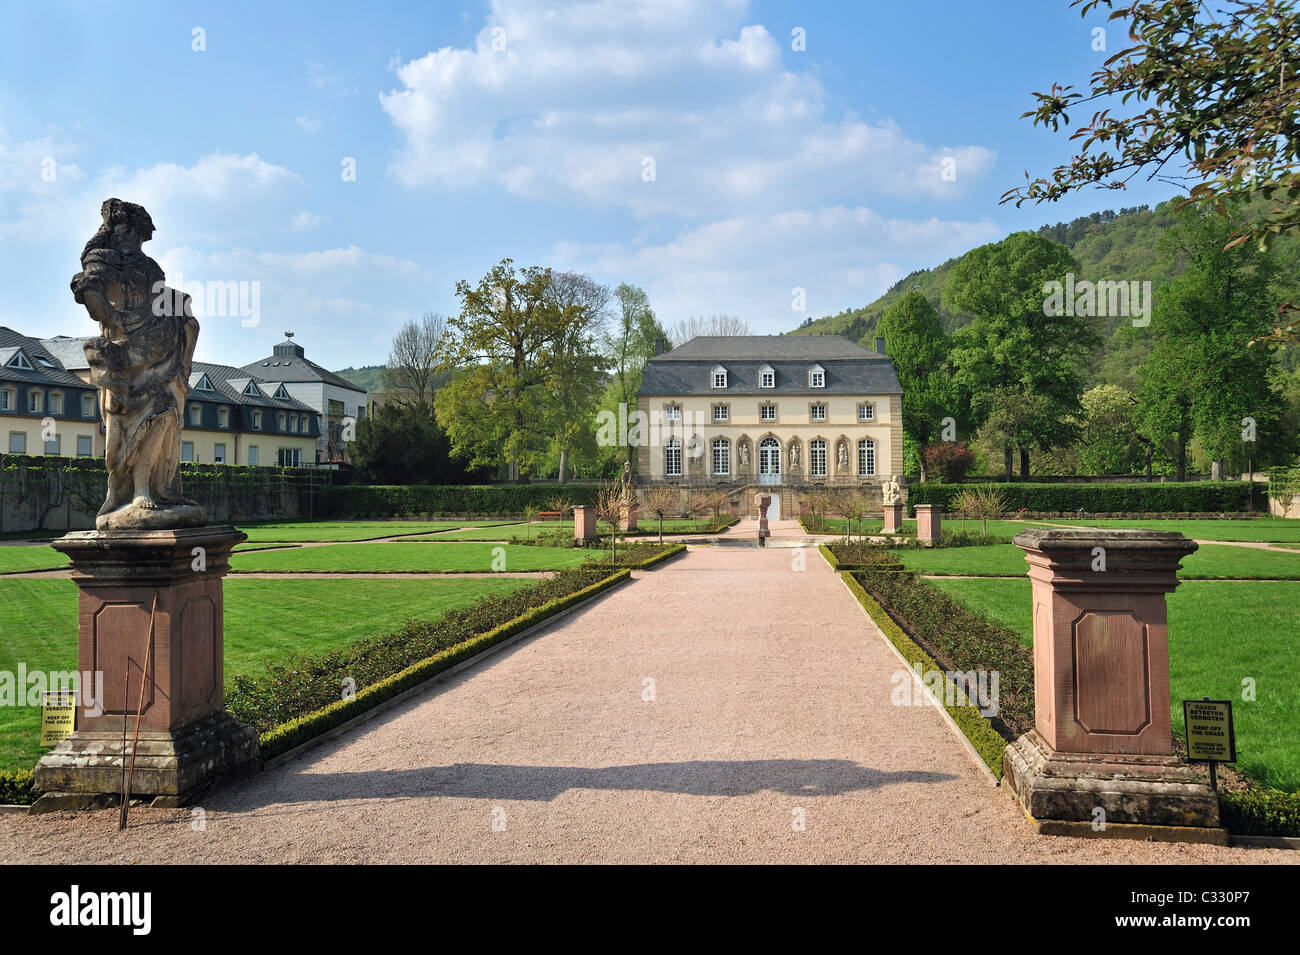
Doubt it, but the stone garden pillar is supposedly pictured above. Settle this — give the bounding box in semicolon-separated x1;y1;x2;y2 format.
619;502;639;532
1004;528;1224;842
34;527;258;805
755;493;771;545
573;505;598;541
882;503;904;534
915;504;942;545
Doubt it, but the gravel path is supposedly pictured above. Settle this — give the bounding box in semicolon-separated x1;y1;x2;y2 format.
1;544;1292;864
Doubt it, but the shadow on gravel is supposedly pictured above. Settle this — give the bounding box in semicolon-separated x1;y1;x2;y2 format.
259;759;956;804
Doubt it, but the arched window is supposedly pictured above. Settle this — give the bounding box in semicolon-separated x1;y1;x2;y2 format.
809;439;827;477
665;437;682;477
711;438;730;476
858;438;876;476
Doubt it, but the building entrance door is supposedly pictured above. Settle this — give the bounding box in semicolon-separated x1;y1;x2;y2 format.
758;437;780;485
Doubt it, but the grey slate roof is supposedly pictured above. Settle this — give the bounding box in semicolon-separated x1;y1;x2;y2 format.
638;335;901;397
0;327;93;388
240;338;365;392
189;361;318;413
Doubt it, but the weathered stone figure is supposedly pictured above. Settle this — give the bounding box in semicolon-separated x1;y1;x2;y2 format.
837;441;848;472
788;440;799;469
882;475;902;505
71;199;205;530
738;441;749;468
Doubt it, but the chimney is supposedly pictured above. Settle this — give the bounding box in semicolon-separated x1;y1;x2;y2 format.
654;338;665;356
875;337;885;355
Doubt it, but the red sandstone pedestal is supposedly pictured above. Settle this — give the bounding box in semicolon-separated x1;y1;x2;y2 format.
619;503;639;532
755;493;771;546
1004;528;1224;843
573;505;598;541
33;527;258;807
915;504;942;545
882;503;904;534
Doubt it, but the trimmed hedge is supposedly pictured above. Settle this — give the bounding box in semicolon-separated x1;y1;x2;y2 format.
1218;787;1300;838
820;544;907;572
840;573;1009;778
256;569;631;760
908;481;1265;516
622;543;687;569
0;769;36;806
851;566;1035;739
329;484;600;517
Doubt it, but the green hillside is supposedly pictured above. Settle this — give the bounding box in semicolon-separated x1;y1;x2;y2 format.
790;199;1300;385
333;364;385;394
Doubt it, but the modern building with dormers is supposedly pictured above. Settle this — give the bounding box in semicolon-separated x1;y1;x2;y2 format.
635;334;904;519
0;326;321;468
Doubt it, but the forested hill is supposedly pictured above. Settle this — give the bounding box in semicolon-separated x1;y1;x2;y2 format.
788;199;1300;385
333;365;385;394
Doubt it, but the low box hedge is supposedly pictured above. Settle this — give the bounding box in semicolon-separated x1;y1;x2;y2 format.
1218;787;1300;838
0;769;36;806
820;544;907;572
256;568;631;760
840;573;1009;779
851;567;1035;740
908;481;1265;516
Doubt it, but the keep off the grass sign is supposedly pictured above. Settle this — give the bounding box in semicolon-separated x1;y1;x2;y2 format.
1183;699;1236;763
40;690;76;747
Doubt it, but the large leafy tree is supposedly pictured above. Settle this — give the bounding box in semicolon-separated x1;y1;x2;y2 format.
943;232;1098;478
434;259;568;481
1135;204;1282;478
601;283;670;472
876;291;957;481
1004;0;1300;342
544;272;611;482
351;401;480;485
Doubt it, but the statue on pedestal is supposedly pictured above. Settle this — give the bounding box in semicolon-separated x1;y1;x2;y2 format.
882;475;902;505
71;199;205;531
788;440;799;469
738;441;749;469
837;441;849;472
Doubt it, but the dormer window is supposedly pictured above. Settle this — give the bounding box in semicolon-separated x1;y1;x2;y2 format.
711;365;728;389
808;364;825;389
5;350;34;371
242;381;262;398
273;384;291;399
759;364;775;389
194;374;216;392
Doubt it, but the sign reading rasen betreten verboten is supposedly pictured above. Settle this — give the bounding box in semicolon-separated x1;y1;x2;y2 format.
40;690;76;747
1183;699;1236;763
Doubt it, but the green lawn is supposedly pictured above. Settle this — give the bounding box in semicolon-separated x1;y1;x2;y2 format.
1046;517;1300;543
0;576;532;773
927;576;1300;790
0;545;68;575
230;541;595;573
815;517;1051;540
420;518;712;540
897;541;1300;579
236;520;511;543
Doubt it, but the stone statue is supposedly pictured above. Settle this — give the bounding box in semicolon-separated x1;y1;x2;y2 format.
738;441;750;468
837;441;849;471
882;475;902;505
788;441;799;468
72;199;206;530
621;460;635;492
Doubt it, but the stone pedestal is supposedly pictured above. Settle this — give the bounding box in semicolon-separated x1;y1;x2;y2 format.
619;503;638;532
882;503;904;534
755;493;771;544
573;505;598;541
33;527;258;803
915;504;942;545
1005;528;1223;841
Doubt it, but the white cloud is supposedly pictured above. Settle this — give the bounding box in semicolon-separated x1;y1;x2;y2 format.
294;114;321;133
553;204;1003;329
292;210;327;230
380;0;996;216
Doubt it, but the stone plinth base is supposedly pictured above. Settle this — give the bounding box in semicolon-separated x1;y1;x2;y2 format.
573;505;597;540
916;503;942;545
882;503;903;534
619;503;638;532
34;710;258;801
1004;731;1223;841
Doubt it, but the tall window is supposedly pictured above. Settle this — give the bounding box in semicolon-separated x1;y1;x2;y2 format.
713;404;729;422
218;407;229;428
28;391;41;413
0;389;11;411
810;403;826;421
858;403;874;422
858;438;876;476
760;404;775;421
44;433;60;455
808;365;825;388
76;435;92;458
181;441;194;462
278;447;302;468
665;438;682;477
81;394;94;417
214;443;226;464
759;365;775;388
277;413;286;431
711;438;730;476
189;404;201;426
247;445;259;466
809;439;827;477
8;432;25;453
252;411;262;430
49;393;63;415
664;404;681;422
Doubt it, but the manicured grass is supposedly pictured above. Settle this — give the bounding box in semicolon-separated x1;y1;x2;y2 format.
230;541;595;573
1047;517;1300;543
0;545;68;575
236;520;510;543
0;576;532;773
814;517;1049;540
424;518;714;540
898;541;1300;579
927;576;1300;790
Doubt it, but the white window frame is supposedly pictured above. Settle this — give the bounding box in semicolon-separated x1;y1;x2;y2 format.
217;407;229;428
760;404;776;421
858;438;876;476
0;389;11;412
858;403;875;422
49;392;63;415
808;365;825;389
664;404;681;422
809;439;827;478
189;404;201;426
27;390;41;413
665;438;682;477
711;438;730;476
759;364;775;389
278;447;302;468
6;351;33;370
81;393;94;417
712;403;729;422
214;443;226;464
252;410;262;430
810;403;826;422
711;365;728;389
277;413;286;431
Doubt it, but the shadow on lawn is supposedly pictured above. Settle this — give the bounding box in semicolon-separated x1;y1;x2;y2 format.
259;759;956;803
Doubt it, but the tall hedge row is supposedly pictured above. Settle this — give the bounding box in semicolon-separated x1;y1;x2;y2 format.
907;481;1265;515
328;484;602;517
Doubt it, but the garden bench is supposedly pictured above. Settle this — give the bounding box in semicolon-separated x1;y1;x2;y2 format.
538;510;563;521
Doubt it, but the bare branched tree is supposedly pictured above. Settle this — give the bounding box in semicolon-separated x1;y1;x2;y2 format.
666;314;751;346
642;485;679;545
383;312;447;408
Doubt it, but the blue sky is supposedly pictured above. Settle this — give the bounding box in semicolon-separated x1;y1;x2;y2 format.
0;0;1177;370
